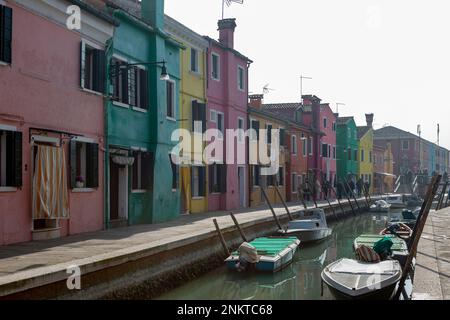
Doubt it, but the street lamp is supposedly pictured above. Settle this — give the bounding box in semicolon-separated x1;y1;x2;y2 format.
109;60;170;81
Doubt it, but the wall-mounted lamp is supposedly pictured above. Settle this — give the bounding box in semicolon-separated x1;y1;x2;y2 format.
109;60;170;81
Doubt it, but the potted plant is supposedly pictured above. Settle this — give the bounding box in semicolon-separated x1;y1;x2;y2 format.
76;176;85;188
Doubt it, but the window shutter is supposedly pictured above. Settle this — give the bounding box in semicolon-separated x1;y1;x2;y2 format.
121;62;129;104
80;42;85;88
141;152;154;190
86;143;99;188
192;101;198;131
279;128;285;146
139;69;148;109
92;49;105;93
13;131;22;187
69;140;77;189
197;103;207;133
198;167;205;196
220;165;227;193
0;6;13;64
253;121;260;140
209;165;214;193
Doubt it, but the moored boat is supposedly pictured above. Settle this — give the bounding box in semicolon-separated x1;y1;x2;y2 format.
380;223;413;241
370;200;391;213
225;237;300;273
354;234;409;267
277;208;332;243
321;258;402;300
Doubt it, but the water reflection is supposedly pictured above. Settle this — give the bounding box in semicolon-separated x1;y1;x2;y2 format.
156;210;404;300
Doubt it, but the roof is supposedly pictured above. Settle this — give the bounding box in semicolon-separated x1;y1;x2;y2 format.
357;126;372;139
337;116;354;126
203;36;253;63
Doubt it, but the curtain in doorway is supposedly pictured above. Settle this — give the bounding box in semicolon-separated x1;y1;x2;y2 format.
32;145;69;219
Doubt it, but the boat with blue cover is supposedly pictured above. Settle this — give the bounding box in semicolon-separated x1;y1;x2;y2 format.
225;237;300;273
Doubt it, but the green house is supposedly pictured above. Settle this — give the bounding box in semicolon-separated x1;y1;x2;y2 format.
336;116;359;183
104;0;182;227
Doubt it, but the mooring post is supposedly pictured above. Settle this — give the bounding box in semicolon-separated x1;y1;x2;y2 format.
230;213;248;243
213;219;230;256
362;184;370;208
298;187;308;210
330;186;346;218
437;181;448;210
342;180;356;214
323;192;337;220
307;180;319;208
274;182;293;221
395;175;442;300
345;180;361;212
261;187;283;230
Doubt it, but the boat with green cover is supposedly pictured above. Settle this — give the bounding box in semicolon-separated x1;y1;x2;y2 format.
353;234;409;267
225;237;300;273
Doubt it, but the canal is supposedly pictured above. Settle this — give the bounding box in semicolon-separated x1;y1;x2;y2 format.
156;209;407;300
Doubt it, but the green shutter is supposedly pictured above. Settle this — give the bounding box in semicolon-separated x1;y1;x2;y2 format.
141;152;154;190
92;49;106;93
69;141;77;189
220;165;227;193
198;167;205;196
198;103;207;133
139;69;148;109
13;131;22;187
86;143;99;188
80;42;85;88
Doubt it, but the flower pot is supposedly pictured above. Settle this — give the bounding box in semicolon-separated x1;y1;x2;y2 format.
76;181;84;188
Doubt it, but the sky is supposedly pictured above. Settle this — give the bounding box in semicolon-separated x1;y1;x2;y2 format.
165;0;450;149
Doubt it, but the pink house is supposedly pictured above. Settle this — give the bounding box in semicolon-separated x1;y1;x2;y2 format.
0;0;115;245
205;19;252;211
302;95;337;198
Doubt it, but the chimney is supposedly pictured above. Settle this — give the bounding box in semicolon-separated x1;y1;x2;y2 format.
218;18;237;49
249;94;264;109
366;113;374;127
141;0;164;29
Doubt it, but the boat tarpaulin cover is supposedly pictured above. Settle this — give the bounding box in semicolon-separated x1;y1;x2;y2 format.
329;259;400;275
32;145;69;219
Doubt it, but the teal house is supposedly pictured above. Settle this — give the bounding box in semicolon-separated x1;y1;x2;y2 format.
104;0;181;227
336;116;359;183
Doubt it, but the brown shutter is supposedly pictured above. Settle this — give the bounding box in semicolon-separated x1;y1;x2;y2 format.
220;165;227;193
92;49;105;94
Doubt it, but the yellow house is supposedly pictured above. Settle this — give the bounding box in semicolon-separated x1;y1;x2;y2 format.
165;16;209;214
357;114;375;194
248;105;288;208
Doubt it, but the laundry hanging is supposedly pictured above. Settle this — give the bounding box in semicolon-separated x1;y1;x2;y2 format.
32;145;69;219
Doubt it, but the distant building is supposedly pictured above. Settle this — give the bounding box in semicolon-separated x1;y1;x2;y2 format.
336;116;359;184
357;114;375;193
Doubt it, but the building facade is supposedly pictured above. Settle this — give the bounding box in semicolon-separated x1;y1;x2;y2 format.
336;116;359;184
205;18;252;211
357;114;374;193
0;0;115;244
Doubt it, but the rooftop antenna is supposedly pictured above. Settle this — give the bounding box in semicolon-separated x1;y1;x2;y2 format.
263;84;275;95
300;75;312;108
222;0;244;19
336;103;346;114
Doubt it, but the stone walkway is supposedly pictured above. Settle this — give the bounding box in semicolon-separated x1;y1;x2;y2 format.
413;206;450;300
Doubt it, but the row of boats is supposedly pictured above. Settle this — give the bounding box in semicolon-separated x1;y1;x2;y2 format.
224;197;423;300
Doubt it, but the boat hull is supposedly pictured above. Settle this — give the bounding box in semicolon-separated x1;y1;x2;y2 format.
325;281;398;300
279;228;332;243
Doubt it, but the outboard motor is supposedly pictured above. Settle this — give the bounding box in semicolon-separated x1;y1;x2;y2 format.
236;242;259;272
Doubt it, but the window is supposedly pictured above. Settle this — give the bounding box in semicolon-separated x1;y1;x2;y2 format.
333;146;336;159
132;151;153;191
347;128;351;138
166;80;175;119
328;145;331;159
348;148;352;160
279;128;286;147
402;140;409;150
80;42;106;93
323;118;328;129
70;140;99;189
191;166;206;197
354;149;358;162
216;112;224;137
322;143;328;158
0;5;12;64
238;118;245;143
277;167;284;186
332;122;336;132
291;135;298;155
170;154;179;191
192;101;206;133
211;53;220;80
129;67;148;110
190;48;198;73
252;165;260;187
250;119;260;141
0;129;22;188
291;173;297;193
210;110;217;123
266;124;273;144
309;137;313;155
302;134;307;157
111;57;129;104
369;151;373;163
238;66;245;91
209;164;227;193
361;149;365;162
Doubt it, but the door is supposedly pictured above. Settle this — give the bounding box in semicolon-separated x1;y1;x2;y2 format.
238;166;245;208
109;161;119;221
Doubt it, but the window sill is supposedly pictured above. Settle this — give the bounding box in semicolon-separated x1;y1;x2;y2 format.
132;107;148;113
212;77;220;82
72;188;95;193
166;117;177;122
112;101;130;109
81;87;103;97
192;196;205;200
189;70;201;77
210;192;222;195
132;190;147;194
0;61;10;67
0;187;18;193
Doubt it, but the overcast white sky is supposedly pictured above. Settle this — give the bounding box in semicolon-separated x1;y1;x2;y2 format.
165;0;450;149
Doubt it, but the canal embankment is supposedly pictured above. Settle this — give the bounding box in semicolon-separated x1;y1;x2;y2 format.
0;198;370;300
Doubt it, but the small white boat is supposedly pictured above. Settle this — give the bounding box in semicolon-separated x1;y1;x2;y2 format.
321;258;402;300
370;200;391;213
384;194;407;208
278;208;332;243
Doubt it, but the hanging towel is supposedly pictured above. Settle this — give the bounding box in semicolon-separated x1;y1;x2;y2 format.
32;145;69;219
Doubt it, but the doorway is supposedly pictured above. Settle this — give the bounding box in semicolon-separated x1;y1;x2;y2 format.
109;160;128;222
238;166;245;208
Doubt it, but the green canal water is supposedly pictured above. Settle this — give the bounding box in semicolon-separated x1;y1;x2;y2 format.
157;209;408;300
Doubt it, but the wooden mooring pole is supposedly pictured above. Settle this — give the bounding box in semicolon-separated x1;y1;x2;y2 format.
330;186;346;217
298;187;308;210
261;187;283;230
307;180;319;208
362;184;370;207
213;219;230;256
322;189;337;220
341;180;356;214
345;180;361;212
437;181;448;210
274;182;293;221
230;213;248;243
394;175;442;300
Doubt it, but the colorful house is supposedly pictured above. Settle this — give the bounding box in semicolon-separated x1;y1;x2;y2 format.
104;0;182;227
373;143;395;194
248;95;287;207
336;116;359;184
0;0;115;244
257;98;311;202
205;19;252;211
357;114;374;193
164;15;209;214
